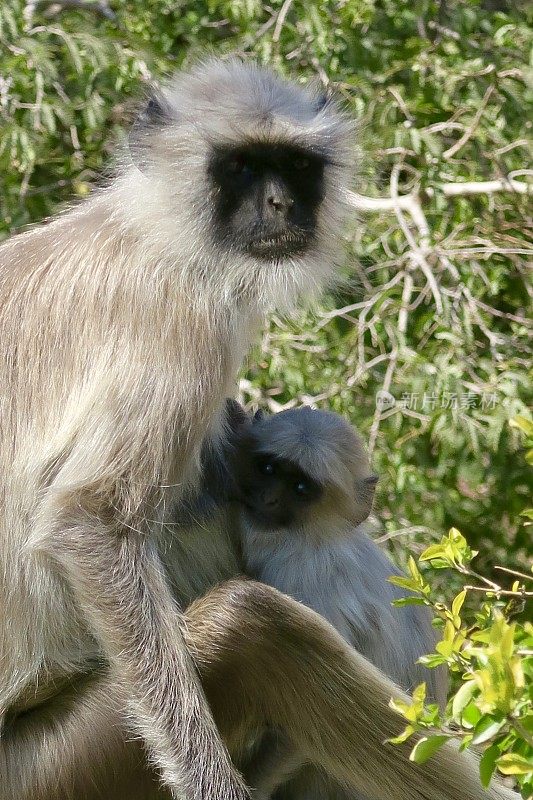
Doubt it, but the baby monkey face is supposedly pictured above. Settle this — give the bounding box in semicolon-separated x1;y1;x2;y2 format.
231;406;378;532
235;447;323;529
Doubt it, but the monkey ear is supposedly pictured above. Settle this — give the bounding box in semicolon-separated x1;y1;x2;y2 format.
352;474;378;526
224;398;248;433
315;91;330;112
253;408;265;424
129;90;172;170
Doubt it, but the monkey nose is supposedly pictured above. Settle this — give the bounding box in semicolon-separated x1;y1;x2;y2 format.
267;193;293;212
261;491;279;507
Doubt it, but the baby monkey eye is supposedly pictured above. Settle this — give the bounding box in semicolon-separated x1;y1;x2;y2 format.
294;480;310;496
259;461;276;476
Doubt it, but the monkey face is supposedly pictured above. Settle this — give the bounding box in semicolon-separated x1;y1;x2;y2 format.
129;58;355;308
233;407;378;533
208;144;327;261
235;447;323;530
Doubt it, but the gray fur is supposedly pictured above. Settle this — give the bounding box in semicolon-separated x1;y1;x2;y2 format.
0;55;518;800
236;408;447;799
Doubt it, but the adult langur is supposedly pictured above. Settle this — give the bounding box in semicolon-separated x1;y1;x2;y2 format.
0;59;518;800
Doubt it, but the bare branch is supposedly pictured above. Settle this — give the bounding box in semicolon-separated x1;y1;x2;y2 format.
348;176;532;214
273;0;295;43
443;85;495;159
438;177;532;196
494;565;533;583
376;526;436;544
389;165;443;314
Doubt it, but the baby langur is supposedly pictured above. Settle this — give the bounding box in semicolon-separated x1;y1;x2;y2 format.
233;407;447;799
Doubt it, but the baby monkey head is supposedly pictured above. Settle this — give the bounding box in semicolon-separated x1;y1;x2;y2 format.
130;58;355;308
233;407;378;532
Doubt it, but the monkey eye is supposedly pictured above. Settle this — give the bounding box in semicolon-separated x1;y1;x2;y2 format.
294;157;310;170
226;154;251;175
260;461;276;476
294;479;311;496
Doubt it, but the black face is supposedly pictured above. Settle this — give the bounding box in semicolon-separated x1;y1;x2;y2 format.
208;143;326;260
234;448;323;529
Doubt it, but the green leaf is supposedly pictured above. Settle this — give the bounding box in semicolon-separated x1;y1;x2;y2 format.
451;589;467;622
509;416;533;437
392;597;428;607
409;735;450;764
462;701;482;729
419;544;448;563
452;680;477;720
388;576;420;592
387;724;415;745
497;753;533;776
412;683;427;703
418;654;448;668
407;556;423;583
471;716;506;746
479;744;500;788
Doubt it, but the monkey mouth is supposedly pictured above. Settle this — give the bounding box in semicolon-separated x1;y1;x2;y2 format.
242;501;293;529
247;232;309;259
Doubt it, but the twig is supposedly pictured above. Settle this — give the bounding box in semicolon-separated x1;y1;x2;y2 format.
315;271;405;330
494;565;533;582
273;0;295;42
387;87;413;121
347;352;394;388
495;139;530;156
398;270;414;335
464;585;533;597
470;297;531;327
347;174;532;213
443;84;495;159
376;526;436;544
251;10;278;42
368;342;398;455
438;178;531;196
390;165;443;315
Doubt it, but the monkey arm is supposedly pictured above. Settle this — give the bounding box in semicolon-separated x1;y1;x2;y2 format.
33;495;248;800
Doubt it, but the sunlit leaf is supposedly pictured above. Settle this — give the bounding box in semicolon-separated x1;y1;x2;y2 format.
409;736;450;764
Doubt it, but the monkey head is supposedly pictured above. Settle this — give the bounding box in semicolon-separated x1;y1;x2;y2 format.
128;58;355;311
233;407;378;533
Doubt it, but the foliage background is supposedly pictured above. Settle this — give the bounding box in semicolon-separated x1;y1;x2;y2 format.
1;0;531;583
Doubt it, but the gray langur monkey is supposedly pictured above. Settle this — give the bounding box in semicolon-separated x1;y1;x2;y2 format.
230;406;448;799
0;59;519;800
0;58;353;800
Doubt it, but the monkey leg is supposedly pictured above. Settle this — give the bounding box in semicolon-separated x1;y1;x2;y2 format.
186;580;518;800
0;671;171;800
241;733;372;800
1;580;518;800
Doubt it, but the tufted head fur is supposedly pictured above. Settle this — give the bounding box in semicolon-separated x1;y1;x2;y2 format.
234;407;377;531
124;57;355;311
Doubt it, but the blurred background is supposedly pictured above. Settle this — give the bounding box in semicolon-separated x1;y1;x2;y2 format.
0;0;531;581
